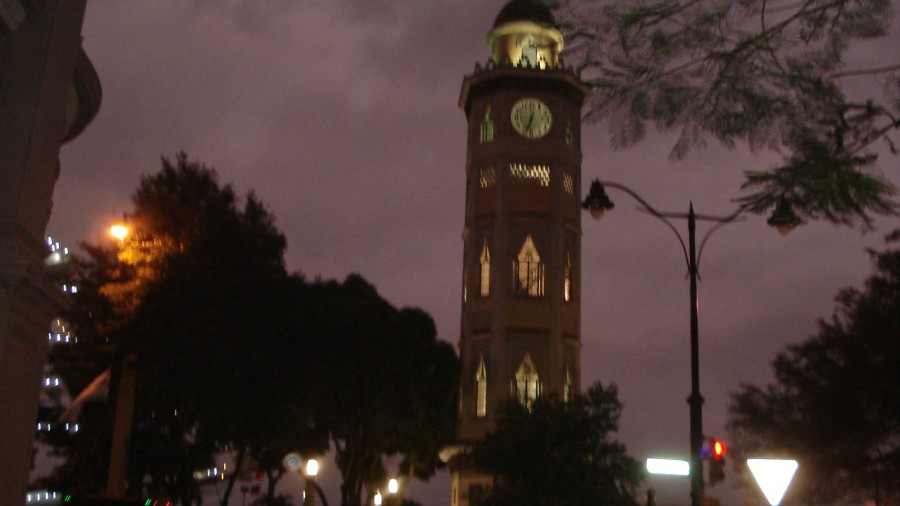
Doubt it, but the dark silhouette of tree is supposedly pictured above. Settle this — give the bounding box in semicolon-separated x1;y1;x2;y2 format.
41;153;460;506
466;382;642;506
42;153;304;505
728;229;900;505
300;276;460;506
556;0;899;229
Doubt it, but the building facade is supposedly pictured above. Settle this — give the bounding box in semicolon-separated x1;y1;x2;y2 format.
0;1;101;504
450;1;589;504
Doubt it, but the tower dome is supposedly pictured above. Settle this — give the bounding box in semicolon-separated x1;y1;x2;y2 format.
487;0;563;68
493;0;556;28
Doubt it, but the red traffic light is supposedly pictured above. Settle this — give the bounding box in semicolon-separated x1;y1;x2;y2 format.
701;437;727;460
711;439;726;459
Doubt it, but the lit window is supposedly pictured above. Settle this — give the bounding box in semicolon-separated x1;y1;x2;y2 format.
564;251;572;301
476;356;487;417
480;241;491;297
563;367;573;403
479;166;495;188
513;235;544;296
509;163;550;186
480;107;494;143
514;354;540;408
563;171;574;194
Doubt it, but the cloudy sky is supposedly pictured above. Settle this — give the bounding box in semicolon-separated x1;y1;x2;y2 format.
49;1;898;504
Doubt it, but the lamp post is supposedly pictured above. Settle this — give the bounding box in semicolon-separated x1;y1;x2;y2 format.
104;222;137;498
283;454;329;506
582;179;751;506
303;458;319;506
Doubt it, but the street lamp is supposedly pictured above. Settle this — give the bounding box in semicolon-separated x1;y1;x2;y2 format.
283;454;329;506
104;220;136;498
582;179;749;506
109;224;129;243
303;458;319;506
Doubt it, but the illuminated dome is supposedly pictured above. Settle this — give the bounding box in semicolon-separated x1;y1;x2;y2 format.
493;0;555;28
487;0;563;68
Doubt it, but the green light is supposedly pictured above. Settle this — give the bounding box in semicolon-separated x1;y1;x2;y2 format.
64;495;72;502
145;500;152;506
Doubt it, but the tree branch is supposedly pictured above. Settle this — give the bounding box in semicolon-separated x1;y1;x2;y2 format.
830;64;900;79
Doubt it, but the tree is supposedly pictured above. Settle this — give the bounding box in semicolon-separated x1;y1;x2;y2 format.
466;382;643;506
42;153;460;506
555;0;899;229
728;229;900;505
43;153;310;505
300;276;460;506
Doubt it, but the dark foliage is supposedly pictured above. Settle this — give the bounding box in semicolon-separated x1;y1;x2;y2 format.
466;382;642;506
556;0;899;230
728;229;900;505
41;153;459;506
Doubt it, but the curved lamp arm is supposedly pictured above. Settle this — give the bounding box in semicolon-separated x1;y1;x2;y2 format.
603;181;693;271
583;179;746;276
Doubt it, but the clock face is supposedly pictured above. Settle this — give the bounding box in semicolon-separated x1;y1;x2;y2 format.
511;98;552;139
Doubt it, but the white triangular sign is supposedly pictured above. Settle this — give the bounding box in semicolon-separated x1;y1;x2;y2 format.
747;459;798;505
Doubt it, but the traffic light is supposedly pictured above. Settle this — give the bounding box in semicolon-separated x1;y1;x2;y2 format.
707;437;726;486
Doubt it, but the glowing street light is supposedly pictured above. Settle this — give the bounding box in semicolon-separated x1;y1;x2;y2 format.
747;459;798;506
109;224;129;242
387;478;399;495
305;458;319;478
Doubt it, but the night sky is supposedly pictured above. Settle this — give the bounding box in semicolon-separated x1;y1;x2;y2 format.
48;1;899;505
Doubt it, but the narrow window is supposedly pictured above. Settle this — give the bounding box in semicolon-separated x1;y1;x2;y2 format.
563;171;574;194
564;251;572;302
563;367;573;403
565;119;573;147
514;354;540;408
476;356;487;417
480;241;491;297
480;107;494;143
479;166;495;188
463;268;468;303
513;235;544;297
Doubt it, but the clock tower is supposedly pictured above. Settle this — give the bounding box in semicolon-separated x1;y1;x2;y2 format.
450;1;590;504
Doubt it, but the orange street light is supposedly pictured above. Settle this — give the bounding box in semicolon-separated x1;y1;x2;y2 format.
109;224;129;243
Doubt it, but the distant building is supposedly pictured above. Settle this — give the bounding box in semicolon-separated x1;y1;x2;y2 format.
0;1;101;505
448;1;590;504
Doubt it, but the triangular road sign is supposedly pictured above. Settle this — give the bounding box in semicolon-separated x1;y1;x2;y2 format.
747;459;798;505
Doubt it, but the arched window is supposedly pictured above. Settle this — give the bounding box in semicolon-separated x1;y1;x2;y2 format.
480;107;494;143
480;241;490;297
514;354;540;408
513;235;544;296
564;251;572;302
476;356;487;417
